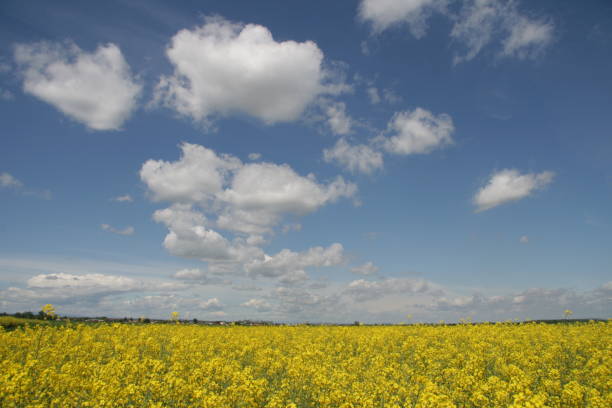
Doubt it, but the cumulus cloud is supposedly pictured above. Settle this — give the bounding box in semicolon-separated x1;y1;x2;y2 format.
324;138;384;175
473;169;554;212
153;204;261;262
345;277;437;302
325;102;352;135
142;143;357;236
359;0;448;37
248;153;262;161
112;194;133;202
0;172;22;188
101;224;135;236
350;262;379;276
141;143;357;285
218;162;356;233
140;143;241;203
155;16;342;125
245;243;345;281
14;42;141;130
379;108;454;155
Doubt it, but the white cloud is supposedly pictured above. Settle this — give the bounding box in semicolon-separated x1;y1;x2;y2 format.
474;169;554;212
1;174;52;199
345;277;436;302
14;42;141;130
519;235;529;244
360;0;554;63
248;153;262;161
199;297;223;311
367;87;381;104
140;143;241;203
241;298;272;311
359;0;448;37
271;286;341;316
1;272;159;305
379;108;454;155
142;143;356;284
325;102;352;135
101;224;135;236
278;270;309;285
112;194;133;202
172;268;232;285
383;88;402;104
502;16;553;59
324;138;384;175
173;268;206;280
245;243;345;280
155;16;339;125
350;262;379;276
142;144;355;235
28;272;138;291
215;163;356;235
432;284;612;321
451;0;554;63
0;172;22;188
153;204;261;262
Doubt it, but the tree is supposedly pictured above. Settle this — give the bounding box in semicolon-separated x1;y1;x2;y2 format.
41;304;56;320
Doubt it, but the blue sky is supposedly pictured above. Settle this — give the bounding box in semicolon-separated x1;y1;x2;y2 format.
0;0;610;322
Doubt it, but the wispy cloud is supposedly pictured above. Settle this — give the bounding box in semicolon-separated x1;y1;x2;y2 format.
101;224;135;235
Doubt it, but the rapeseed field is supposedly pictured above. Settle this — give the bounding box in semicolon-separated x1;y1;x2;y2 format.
1;322;609;407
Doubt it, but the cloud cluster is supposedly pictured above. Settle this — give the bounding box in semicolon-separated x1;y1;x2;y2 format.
155;16;336;125
245;243;345;280
142;143;356;238
14;42;141;130
324;107;454;174
345;277;437;302
473;169;554;212
432;283;612;321
380;108;454;155
451;0;554;63
323;139;383;175
360;0;553;63
172;268;232;285
141;143;355;285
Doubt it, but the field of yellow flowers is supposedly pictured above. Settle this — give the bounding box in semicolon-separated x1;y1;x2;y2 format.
1;321;610;407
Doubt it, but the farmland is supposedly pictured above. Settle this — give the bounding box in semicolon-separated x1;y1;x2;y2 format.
1;321;610;407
